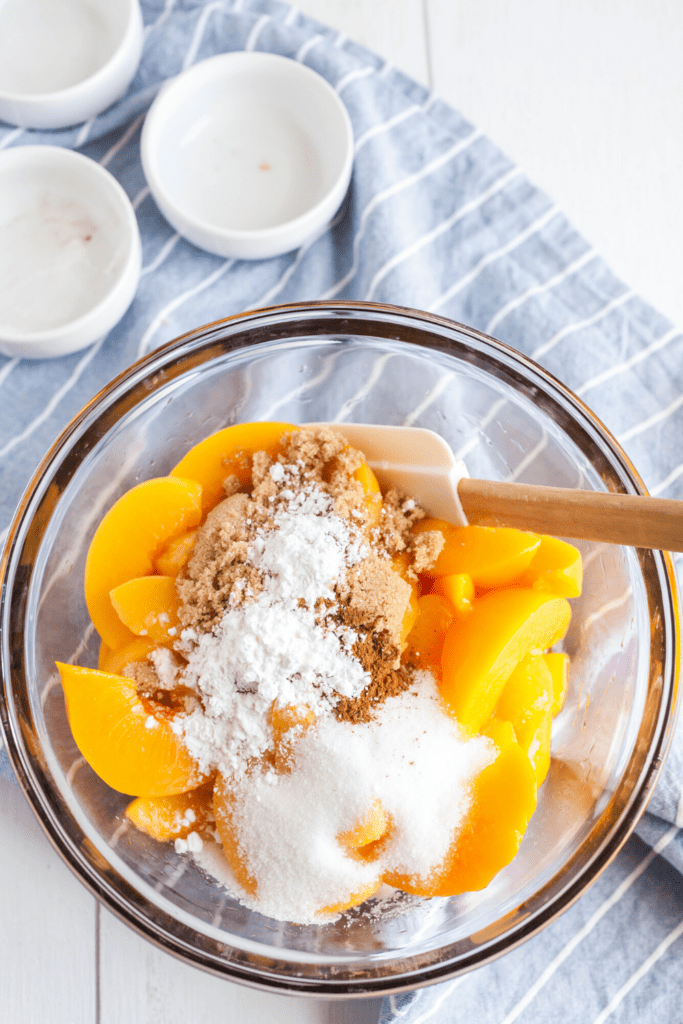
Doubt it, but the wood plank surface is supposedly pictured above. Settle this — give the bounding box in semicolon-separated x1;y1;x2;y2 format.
426;0;683;330
99;908;382;1024
296;0;430;86
0;780;97;1022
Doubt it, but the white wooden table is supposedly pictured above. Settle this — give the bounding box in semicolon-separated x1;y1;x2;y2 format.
2;2;681;1021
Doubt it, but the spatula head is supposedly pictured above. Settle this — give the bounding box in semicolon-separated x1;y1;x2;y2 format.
304;422;469;525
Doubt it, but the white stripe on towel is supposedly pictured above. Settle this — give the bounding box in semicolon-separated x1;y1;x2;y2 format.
140;233;180;277
485;248;597;336
321;129;483;301
0;338;104;462
354;105;421;156
591;917;683;1024
136;260;234;358
531;290;634;362
365;166;520;302
576;326;681;397
619;388;683;444
428;205;561;314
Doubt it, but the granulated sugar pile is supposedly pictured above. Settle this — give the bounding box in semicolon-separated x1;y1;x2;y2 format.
203;675;494;923
128;427;494;924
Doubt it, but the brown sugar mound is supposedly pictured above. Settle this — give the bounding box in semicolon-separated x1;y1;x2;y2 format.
176;492;267;631
338;555;411;650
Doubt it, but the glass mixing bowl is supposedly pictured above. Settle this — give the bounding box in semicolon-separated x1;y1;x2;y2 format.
0;301;678;996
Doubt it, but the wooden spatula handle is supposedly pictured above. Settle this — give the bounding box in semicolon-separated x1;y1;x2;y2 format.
458;478;683;552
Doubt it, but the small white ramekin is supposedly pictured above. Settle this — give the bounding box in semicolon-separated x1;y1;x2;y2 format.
0;146;141;359
0;0;143;130
141;52;354;260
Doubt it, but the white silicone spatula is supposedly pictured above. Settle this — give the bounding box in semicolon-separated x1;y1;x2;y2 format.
313;423;683;553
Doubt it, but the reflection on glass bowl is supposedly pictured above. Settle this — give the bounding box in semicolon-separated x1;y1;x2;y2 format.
0;301;678;995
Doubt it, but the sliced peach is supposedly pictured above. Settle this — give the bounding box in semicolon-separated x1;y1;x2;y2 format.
57;663;205;796
338;799;391;856
495;655;555;785
271;703;316;744
170;422;296;513
440;588;571;733
98;634;165;675
98;636;162;676
496;655;554;740
431;573;474;617
353;461;382;527
386;720;537;897
85;476;202;650
391;551;412;581
213;772;257;896
525;709;553;786
400;588;419;646
544;651;570;716
404;594;455;679
413;520;541;588
317;878;383;916
271;703;316;772
155;528;197;577
110;575;179;644
125;783;214;842
513;535;583;598
98;641;112;672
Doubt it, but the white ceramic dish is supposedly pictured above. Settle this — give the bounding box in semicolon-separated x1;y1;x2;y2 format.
141;52;354;260
0;0;143;130
0;146;141;359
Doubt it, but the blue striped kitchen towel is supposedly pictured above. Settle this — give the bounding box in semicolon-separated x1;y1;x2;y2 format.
1;2;682;1021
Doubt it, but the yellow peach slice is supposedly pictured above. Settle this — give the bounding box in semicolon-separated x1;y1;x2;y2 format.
98;636;165;677
514;535;583;598
125;784;214;842
544;651;570;716
413;521;541;588
170;422;296;513
440;588;571;733
404;594;455;679
400;588;419;647
271;703;316;744
98;641;112;672
213;773;257;896
338;799;391;856
270;703;316;772
85;476;202;650
525;709;553;786
386;720;537;897
110;575;179;644
496;655;554;740
317;878;383;917
431;573;474;617
155;528;197;577
495;655;555;786
391;551;413;581
353;461;382;527
57;663;205;797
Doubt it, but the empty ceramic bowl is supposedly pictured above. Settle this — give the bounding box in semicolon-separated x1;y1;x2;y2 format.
0;0;143;130
0;146;141;359
141;52;354;260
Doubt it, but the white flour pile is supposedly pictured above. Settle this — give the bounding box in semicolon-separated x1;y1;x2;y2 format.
171;466;371;778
